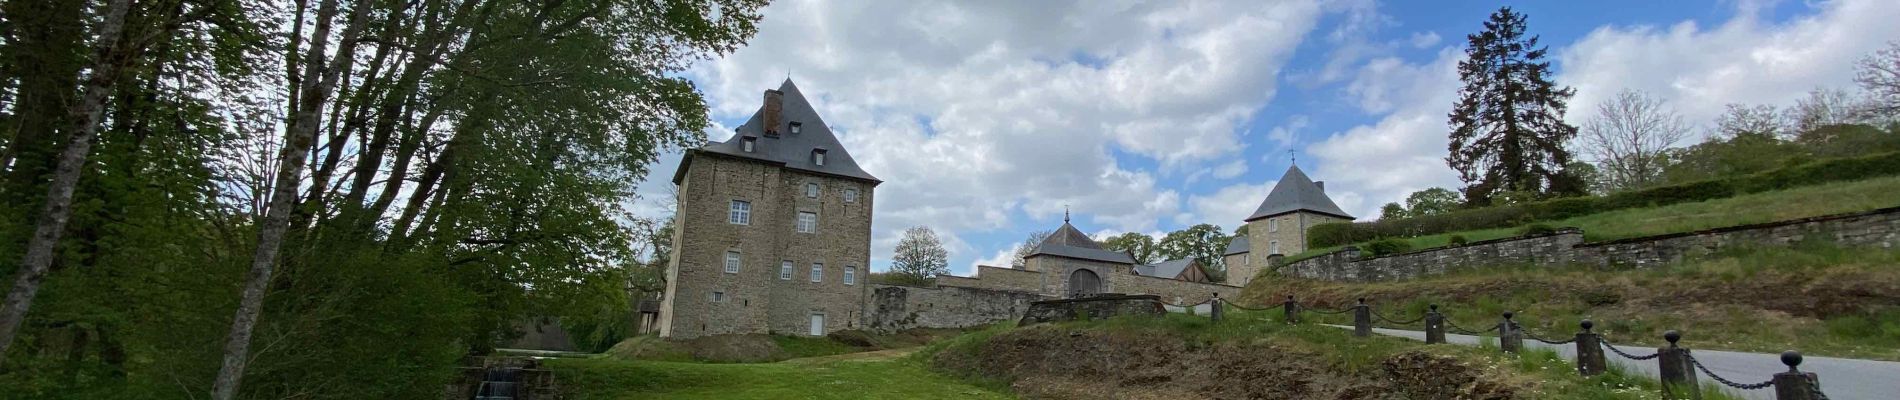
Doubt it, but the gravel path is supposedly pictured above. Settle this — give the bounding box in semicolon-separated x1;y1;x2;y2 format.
1325;324;1895;400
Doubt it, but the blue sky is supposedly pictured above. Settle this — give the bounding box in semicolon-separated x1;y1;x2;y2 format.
632;0;1899;276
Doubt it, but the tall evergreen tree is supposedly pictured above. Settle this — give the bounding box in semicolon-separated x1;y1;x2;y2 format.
1447;7;1581;205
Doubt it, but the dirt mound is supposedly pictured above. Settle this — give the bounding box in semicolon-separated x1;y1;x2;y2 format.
602;336;691;362
932;326;1522;399
682;334;783;362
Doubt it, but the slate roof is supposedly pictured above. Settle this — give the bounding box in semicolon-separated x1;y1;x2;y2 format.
1143;259;1196;279
1027;221;1136;264
1245;165;1353;221
1223;235;1250;255
672;79;881;185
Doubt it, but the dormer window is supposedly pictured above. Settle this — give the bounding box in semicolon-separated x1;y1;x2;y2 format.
789;122;802;134
742;136;757;153
812;148;827;166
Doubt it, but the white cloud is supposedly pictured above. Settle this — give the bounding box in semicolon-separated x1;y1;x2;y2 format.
682;0;1328;266
1212;159;1249;180
1309;48;1465;219
1187;181;1273;229
1557;0;1900;133
1408;31;1441;49
967;247;1016;276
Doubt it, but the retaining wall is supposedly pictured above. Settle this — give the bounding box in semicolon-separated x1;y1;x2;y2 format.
865;284;1047;332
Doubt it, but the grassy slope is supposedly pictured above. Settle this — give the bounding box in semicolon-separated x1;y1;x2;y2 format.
548;355;1012;399
1245;242;1900;360
1290;175;1900;262
927;314;1739;400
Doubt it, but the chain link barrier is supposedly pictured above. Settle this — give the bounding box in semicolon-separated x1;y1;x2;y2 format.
1444;319;1498;335
1684;353;1774;390
1371;309;1425;325
1303;304;1357;315
1598;339;1661;361
1526;332;1577;345
1218;299;1276;311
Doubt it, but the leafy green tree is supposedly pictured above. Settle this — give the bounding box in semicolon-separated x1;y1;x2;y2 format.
1101;232;1158;264
1009;230;1052;269
892;226;950;284
1402;188;1460;217
1447;6;1581;205
1379;203;1408;220
1156;224;1226;279
1233;224;1250;237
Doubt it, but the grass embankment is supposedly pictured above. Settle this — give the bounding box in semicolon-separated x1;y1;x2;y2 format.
599;328;965;363
925;314;1738;399
1289;175;1900;263
1247;242;1900;360
549;352;1012;400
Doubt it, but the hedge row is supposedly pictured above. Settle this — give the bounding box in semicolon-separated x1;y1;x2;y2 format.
1308;151;1900;248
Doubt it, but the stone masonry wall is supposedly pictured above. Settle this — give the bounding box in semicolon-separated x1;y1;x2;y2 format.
865;284;1047;332
937;265;1045;293
1278;207;1900;282
1109;273;1243;306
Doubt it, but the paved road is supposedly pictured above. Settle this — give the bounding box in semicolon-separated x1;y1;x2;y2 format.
1323;325;1895;400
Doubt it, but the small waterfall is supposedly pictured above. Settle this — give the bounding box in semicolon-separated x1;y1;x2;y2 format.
473;367;522;400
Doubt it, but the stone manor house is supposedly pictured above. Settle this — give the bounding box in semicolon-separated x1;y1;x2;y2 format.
657;80;1353;339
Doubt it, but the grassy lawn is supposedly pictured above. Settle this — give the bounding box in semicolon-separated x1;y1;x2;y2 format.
1246;242;1900;360
1287;175;1900;262
549;352;1013;399
928;313;1741;400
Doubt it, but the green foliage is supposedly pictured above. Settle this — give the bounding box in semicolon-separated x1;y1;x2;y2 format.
1157;223;1227;272
1379;202;1408;220
1310;151;1900;246
1101;232;1159;264
1402;188;1460;217
549;355;1012;400
1447;235;1469;246
1361;238;1413;257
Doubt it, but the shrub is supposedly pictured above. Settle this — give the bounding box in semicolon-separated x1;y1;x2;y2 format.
1307;222;1362;248
1519;224;1558;236
1447;235;1469;246
1362;238;1413;257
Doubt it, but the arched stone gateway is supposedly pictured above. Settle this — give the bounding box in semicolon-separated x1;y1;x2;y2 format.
1067;268;1101;297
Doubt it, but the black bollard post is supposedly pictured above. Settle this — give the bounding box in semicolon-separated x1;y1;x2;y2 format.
1498;312;1523;353
1772;351;1819;400
1658;330;1700;400
1424;304;1446;344
1574;320;1606;376
1353;298;1371;337
1210;293;1224;322
1283;295;1298;324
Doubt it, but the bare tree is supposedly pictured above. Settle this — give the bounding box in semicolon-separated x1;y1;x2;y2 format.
0;0;134;362
1009;230;1052;269
1579;89;1691;192
1713;103;1784;139
891;226;950;284
1786;87;1867;134
1856;41;1900;119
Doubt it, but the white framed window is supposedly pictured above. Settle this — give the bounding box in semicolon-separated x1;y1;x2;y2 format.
797;212;817;233
844;188;858;203
1268;219;1278;232
724;251;741;273
779;261;793;280
805;183;819;198
711;291;726;302
1269;241;1280;255
742;136;756;152
810;263;824;282
844;266;856;285
729;200;751;225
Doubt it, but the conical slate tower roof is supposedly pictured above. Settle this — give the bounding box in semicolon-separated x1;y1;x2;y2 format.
673;79;880;184
1026;219;1136;264
1245;165;1353;221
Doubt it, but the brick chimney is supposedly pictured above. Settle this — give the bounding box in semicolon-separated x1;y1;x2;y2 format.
762;89;784;136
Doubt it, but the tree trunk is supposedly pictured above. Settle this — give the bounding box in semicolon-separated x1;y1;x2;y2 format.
0;0;135;365
209;0;367;397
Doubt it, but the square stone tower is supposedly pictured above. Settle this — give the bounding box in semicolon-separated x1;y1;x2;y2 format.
1237;165;1353;284
657;79;881;339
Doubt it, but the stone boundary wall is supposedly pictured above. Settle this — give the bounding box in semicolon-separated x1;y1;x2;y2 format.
865;284;1048;332
938;265;1045;293
1109;273;1243;306
1279;206;1900;282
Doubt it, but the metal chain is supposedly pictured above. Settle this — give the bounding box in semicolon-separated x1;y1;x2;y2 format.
1526;332;1576;345
1599;340;1661;361
1444;319;1498;335
1219;299;1275;311
1304;305;1356;315
1685;353;1774;390
1371;310;1425;325
1159;299;1212;309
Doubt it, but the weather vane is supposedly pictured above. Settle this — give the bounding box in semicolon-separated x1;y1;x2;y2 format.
1064;204;1070;223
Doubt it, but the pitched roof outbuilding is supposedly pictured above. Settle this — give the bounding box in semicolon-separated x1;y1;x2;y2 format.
1027;221;1136;264
1223;235;1250;255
